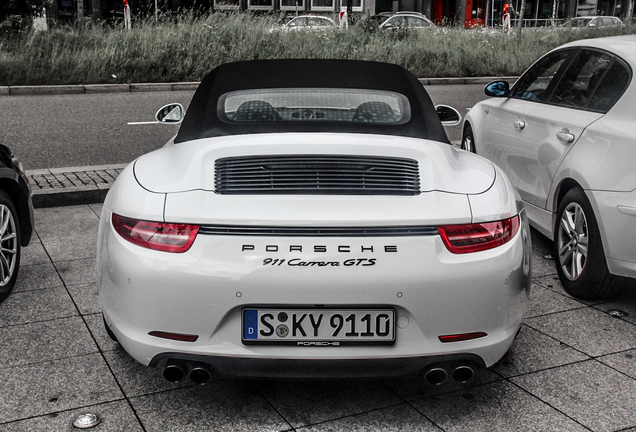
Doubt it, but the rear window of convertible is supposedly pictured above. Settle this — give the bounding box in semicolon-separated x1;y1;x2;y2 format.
219;88;411;124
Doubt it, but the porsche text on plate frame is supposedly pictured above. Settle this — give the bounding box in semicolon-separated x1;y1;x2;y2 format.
97;59;531;386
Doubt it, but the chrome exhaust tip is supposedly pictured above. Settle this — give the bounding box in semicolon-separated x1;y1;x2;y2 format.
424;367;448;386
189;364;213;385
451;365;474;383
163;360;186;382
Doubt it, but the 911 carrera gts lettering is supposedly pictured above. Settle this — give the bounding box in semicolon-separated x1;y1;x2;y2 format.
287;259;341;267
262;258;377;267
243;245;397;253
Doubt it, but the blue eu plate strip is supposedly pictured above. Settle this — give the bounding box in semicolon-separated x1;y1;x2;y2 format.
243;309;258;340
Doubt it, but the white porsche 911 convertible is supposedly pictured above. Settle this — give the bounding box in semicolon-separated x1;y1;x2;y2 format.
97;59;531;386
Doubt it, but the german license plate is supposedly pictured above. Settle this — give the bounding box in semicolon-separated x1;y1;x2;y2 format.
242;308;395;346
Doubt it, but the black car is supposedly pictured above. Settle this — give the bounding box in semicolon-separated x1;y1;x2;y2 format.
0;144;34;303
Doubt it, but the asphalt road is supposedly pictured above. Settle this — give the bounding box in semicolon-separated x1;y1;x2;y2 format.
0;84;488;170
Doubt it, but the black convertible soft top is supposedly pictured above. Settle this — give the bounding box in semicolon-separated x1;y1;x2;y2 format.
174;59;449;144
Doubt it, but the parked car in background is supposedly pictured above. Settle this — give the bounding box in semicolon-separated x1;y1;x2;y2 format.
0;144;34;303
366;11;394;24
565;16;623;27
461;35;636;299
283;15;336;30
379;12;435;29
97;59;531;386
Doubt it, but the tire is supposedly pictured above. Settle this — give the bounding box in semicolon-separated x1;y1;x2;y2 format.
554;187;618;299
461;125;476;153
0;190;21;303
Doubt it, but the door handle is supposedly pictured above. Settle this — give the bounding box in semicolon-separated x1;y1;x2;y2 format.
514;119;526;130
556;129;575;143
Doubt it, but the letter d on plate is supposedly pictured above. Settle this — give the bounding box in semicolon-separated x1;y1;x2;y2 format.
244;310;258;339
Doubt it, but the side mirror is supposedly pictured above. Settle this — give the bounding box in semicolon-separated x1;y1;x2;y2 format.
435;105;462;126
484;81;510;97
156;103;185;124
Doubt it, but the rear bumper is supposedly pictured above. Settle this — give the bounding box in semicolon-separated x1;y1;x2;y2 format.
98;206;531;373
149;351;487;379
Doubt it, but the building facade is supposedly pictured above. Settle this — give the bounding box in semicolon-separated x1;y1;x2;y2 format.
48;0;632;26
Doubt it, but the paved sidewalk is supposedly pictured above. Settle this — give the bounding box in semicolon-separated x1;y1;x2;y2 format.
2;204;636;431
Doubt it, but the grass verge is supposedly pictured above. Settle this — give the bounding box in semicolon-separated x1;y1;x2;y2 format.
1;13;635;85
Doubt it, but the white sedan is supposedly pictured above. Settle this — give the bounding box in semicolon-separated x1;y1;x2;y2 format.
462;35;636;299
283;15;336;30
97;59;531;385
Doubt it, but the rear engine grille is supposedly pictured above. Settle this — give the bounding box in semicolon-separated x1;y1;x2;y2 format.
215;155;420;195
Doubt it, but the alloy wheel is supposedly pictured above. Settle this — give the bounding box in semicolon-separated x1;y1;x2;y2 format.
0;204;18;287
557;201;588;281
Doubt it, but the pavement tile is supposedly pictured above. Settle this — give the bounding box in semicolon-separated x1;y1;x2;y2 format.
54;258;96;288
597;349;636;380
65;284;101;315
54;258;99;315
131;381;290;432
532;274;564;292
35;205;99;261
20;238;50;266
102;350;196;398
84;312;121;353
13;261;63;293
0;316;97;369
0;354;123;424
412;380;588;432
525;307;636;357
491;325;589;377
256;379;403;428
530;251;558;278
0;401;142;432
89;203;104;218
527;284;585;318
594;296;636;325
533;274;603;306
0;286;77;326
38;231;98;262
529;231;557;278
299;403;441;431
384;368;502;402
512;360;636;432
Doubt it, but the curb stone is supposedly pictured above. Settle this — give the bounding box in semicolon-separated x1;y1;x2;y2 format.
27;164;127;208
1;78;517;97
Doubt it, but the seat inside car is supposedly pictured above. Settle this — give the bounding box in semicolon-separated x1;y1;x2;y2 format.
233;100;282;122
352;101;396;122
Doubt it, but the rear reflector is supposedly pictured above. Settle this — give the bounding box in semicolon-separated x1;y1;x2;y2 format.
439;332;487;343
148;331;199;342
112;213;199;253
438;215;520;254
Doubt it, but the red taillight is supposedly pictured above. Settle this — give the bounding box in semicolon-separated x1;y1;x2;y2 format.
439;332;488;343
438;215;520;254
112;213;199;253
148;331;199;342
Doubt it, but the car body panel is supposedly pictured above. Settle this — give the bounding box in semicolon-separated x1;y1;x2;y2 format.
484;101;602;208
134;133;496;196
